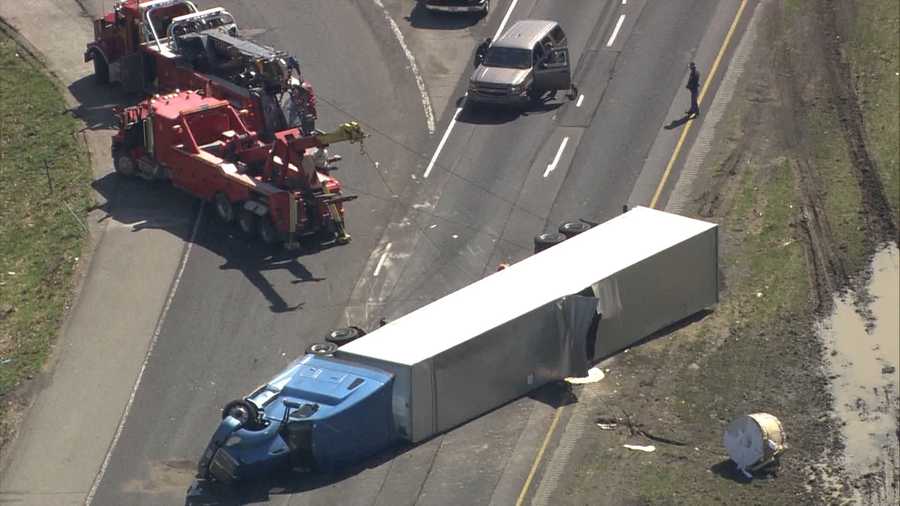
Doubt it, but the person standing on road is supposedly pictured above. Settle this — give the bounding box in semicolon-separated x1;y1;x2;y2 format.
686;62;701;117
474;37;491;67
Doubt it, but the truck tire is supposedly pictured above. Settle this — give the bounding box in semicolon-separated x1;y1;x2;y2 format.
325;327;365;346
558;221;591;238
237;209;257;237
221;399;259;428
214;193;235;224
258;218;279;245
92;54;109;85
112;147;136;177
305;342;338;356
533;232;565;254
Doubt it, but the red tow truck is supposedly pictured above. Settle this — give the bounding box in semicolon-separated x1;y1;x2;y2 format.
113;90;365;246
85;0;312;137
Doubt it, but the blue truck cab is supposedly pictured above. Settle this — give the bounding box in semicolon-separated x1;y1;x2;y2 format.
198;354;395;482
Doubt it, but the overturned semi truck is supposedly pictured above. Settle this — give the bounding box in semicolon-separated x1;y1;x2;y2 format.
197;207;719;482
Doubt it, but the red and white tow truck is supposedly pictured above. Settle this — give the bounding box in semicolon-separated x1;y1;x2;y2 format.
113;89;365;247
85;0;313;137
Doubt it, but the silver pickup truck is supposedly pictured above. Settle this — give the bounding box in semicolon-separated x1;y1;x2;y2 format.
468;19;577;106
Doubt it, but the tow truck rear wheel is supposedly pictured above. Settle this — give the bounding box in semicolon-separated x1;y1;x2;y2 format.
214;193;235;224
237;209;257;237
113;148;136;177
258;218;279;245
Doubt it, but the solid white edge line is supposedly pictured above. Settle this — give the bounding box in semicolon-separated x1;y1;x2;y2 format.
493;0;521;41
423;107;462;178
425;0;523;179
606;14;626;47
543;136;570;178
373;242;392;277
576;94;584;107
85;207;204;505
374;0;435;133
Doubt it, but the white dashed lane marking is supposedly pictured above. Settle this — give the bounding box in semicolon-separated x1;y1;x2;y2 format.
607;14;626;47
543;137;570;178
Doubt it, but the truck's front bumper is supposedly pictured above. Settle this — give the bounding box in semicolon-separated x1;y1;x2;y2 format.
207;447;240;482
466;91;530;106
204;442;291;482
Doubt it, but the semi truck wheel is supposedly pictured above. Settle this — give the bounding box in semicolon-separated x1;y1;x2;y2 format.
533;232;565;253
305;342;338;356
258;218;279;245
325;327;365;346
237;209;257;237
214;193;235;224
558;221;591;238
92;55;109;85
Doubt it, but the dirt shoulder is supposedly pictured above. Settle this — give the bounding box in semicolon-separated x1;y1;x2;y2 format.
552;0;898;504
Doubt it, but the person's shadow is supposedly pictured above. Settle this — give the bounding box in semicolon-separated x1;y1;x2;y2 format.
664;113;695;130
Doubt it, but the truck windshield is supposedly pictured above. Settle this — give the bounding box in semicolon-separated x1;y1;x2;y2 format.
483;47;532;69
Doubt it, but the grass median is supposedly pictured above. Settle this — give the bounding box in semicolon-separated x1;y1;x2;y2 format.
0;32;91;449
846;0;900;222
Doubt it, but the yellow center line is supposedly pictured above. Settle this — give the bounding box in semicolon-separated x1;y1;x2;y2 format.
515;1;749;503
515;408;562;506
649;0;748;209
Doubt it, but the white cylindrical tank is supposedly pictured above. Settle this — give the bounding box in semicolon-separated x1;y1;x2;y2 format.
723;413;786;473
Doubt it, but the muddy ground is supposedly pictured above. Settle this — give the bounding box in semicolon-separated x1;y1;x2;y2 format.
554;1;898;505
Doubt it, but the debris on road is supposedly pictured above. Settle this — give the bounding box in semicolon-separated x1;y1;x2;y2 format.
595;416;619;430
566;366;605;384
623;444;656;453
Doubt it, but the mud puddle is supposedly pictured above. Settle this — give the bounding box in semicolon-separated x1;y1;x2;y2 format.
819;244;899;505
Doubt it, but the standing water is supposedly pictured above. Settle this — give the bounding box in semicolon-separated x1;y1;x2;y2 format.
819;244;899;505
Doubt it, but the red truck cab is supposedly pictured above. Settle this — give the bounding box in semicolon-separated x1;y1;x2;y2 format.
85;0;198;86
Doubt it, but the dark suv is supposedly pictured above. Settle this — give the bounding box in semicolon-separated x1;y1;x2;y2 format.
423;0;490;15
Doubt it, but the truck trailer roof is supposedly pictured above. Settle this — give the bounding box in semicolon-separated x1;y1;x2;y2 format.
339;206;718;366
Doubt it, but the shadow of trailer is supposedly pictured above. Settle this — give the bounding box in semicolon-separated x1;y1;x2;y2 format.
195;206;719;483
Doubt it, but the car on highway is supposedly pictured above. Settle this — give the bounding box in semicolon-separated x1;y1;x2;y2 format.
422;0;490;15
467;19;576;107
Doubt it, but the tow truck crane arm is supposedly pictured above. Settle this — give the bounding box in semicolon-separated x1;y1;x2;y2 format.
259;121;366;245
298;121;366;148
264;122;366;183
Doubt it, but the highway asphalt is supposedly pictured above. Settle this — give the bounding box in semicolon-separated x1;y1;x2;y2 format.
5;0;739;504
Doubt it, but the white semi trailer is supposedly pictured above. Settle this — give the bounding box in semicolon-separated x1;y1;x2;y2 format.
198;207;719;481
